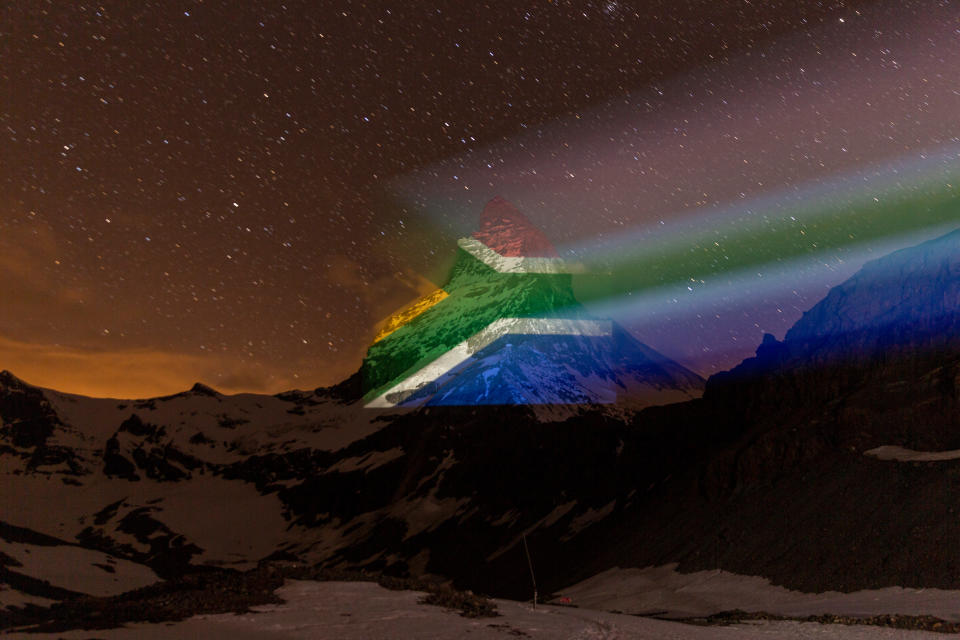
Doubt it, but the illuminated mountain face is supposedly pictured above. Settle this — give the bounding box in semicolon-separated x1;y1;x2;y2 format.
470;195;560;258
361;198;704;408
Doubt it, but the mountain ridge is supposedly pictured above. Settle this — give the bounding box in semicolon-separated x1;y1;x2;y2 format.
3;224;960;625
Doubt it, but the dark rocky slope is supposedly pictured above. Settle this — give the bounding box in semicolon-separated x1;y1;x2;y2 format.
536;228;960;597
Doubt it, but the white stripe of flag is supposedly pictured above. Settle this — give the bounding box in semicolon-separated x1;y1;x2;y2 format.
365;318;612;408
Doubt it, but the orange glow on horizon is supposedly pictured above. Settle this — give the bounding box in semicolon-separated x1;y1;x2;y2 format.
0;335;336;399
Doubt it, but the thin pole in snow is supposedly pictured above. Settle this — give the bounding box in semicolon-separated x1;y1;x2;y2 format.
522;533;538;609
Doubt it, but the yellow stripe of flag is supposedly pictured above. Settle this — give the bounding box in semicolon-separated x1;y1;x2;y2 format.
373;288;449;343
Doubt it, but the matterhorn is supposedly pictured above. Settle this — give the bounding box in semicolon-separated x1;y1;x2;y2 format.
361;196;705;411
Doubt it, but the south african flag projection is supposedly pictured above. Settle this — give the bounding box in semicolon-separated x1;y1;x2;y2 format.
361;197;704;408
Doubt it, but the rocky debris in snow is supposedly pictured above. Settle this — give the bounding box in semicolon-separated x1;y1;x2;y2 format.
688;609;960;634
418;585;499;618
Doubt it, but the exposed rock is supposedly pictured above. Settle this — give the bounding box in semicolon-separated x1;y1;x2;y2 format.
471;196;559;258
0;371;62;449
190;382;220;397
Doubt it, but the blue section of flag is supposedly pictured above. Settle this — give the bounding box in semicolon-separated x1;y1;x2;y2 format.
397;333;619;406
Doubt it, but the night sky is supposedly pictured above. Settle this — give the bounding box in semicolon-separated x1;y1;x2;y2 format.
4;0;959;398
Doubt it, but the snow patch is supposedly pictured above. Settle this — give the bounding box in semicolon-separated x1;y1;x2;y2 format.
327;447;405;474
5;579;946;639
485;501;577;562
561;500;615;541
0;542;158;600
864;445;960;462
556;564;960;622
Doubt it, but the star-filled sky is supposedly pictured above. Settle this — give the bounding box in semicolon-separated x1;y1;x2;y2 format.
4;0;960;398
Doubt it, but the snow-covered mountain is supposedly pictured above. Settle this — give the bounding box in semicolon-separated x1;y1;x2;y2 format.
397;325;703;413
361;197;704;410
784;226;960;366
5;223;960;633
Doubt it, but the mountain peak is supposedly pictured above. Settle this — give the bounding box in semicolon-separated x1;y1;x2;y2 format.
471;197;559;258
785;226;960;346
361;195;703;410
190;382;220;396
0;370;29;388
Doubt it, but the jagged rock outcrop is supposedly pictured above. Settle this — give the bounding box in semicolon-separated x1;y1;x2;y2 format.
471;196;560;258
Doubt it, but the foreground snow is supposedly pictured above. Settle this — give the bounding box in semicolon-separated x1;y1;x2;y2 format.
864;446;960;462
557;564;960;622
4;580;949;639
0;542;157;603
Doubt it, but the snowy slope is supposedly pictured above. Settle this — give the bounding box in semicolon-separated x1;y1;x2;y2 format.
4;580;950;640
0;371;387;608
